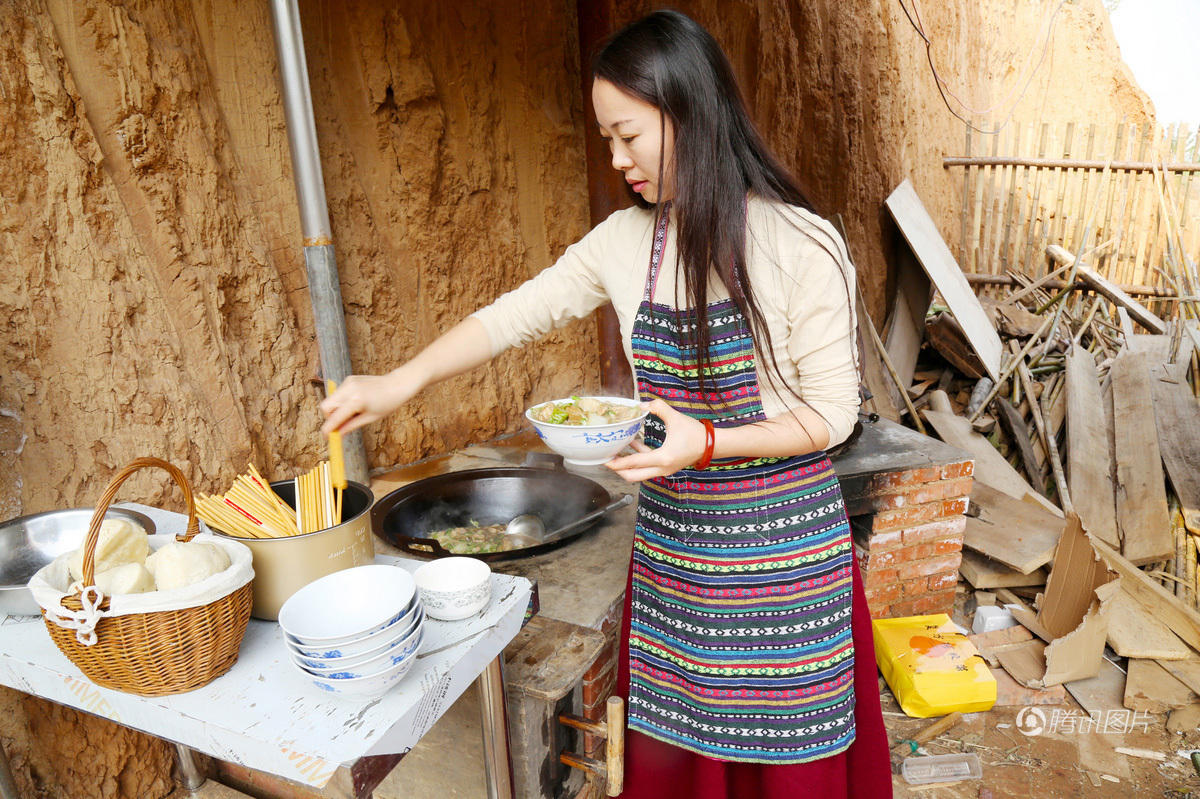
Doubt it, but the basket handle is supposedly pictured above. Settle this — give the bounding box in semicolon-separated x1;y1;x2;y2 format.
79;457;199;587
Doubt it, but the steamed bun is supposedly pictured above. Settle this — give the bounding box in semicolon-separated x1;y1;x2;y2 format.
68;518;149;582
146;541;231;591
70;562;156;596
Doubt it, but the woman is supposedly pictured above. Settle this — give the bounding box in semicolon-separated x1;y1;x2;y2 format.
322;10;892;798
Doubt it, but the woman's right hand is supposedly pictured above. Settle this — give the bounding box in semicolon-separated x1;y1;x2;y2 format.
320;368;424;436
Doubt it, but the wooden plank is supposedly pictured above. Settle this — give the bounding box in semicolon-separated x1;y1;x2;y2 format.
1103;588;1191;659
1125;334;1173;359
1124;658;1197;713
1110;352;1172;564
963;483;1064;574
855;290;901;423
1065;349;1120;548
994;397;1046;491
883;244;932;393
1150;362;1200;532
885;179;1003;381
959;548;1048;589
922;407;1060;515
925;312;985;378
1116;307;1136;345
1093;536;1200;652
1158;657;1200;695
1064;657;1127;716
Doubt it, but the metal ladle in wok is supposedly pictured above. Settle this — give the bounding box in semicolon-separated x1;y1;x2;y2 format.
503;493;634;549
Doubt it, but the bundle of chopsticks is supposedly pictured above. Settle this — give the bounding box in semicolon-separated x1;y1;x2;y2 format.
197;381;348;539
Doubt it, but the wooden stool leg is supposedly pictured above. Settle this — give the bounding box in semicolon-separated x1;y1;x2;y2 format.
605;697;624;797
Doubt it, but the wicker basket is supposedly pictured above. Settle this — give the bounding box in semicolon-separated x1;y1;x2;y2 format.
42;457;253;696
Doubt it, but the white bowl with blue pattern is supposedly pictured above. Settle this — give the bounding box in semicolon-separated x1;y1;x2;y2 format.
525;396;648;466
283;594;421;660
293;608;425;673
278;564;416;646
295;621;424;679
290;637;420;698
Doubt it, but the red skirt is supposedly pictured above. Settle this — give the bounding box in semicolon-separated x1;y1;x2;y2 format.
614;550;894;799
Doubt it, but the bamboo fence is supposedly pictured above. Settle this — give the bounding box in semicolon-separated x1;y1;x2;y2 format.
949;120;1200;315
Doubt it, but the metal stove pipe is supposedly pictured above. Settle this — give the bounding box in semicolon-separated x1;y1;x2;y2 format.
270;0;368;482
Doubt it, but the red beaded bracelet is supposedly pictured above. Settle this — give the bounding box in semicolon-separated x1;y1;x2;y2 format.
694;418;716;470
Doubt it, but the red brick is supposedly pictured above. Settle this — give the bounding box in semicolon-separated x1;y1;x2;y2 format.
901;482;949;505
941;461;975;479
901;578;929;597
884;599;921;618
940;496;970;518
912;589;958;614
909;537;964;560
861;528;905;551
582;637;620;684
929;537;963;555
926;571;961;592
901;516;967;545
857;547;901;570
865;583;903;606
860;567;900;590
896;553;963;582
943;476;974;499
871;466;943;492
583;666;618;709
860;491;910;513
872;503;941;532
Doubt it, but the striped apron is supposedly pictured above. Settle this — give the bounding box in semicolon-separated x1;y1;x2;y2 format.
626;207;857;764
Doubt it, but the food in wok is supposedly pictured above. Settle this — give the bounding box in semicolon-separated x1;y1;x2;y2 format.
530;396;643;426
429;522;514;554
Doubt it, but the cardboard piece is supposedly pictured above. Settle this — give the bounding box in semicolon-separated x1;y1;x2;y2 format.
1003;514;1118;687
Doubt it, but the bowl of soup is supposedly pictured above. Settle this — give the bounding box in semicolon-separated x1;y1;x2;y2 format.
525;396;648;466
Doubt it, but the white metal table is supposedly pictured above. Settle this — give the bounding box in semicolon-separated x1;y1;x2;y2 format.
0;504;534;798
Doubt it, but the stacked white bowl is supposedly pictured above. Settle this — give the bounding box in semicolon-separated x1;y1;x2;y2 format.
278;564;425;699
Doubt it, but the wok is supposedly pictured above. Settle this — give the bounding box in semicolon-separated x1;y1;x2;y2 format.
371;454;630;562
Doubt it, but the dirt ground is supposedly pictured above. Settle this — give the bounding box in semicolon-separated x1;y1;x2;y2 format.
882;592;1200;799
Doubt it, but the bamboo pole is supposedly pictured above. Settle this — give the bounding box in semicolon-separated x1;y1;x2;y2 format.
1050;123;1075;253
970;119;989;273
1023;123;1052;276
1145;125;1173;288
1125;125;1153;286
1014;353;1072;513
1098;122;1126;276
960;120;972;265
981;125;1004;276
1069;124;1099;251
994;124;1020;277
944;156;1200;172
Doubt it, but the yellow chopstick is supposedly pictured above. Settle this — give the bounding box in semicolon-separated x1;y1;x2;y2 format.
326;380;347;525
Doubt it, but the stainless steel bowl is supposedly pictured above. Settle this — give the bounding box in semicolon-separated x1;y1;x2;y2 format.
0;507;157;616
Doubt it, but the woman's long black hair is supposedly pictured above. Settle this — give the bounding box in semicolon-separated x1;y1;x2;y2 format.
593;10;856;425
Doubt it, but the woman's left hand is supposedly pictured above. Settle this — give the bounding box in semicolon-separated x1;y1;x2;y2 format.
605;398;708;482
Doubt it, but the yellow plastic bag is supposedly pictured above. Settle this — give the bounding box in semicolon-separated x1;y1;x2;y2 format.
872;614;996;718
